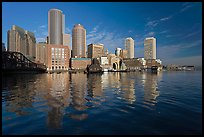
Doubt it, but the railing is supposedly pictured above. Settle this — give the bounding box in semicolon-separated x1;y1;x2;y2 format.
2;51;47;72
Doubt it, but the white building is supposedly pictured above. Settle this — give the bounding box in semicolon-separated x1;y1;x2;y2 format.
125;37;134;58
100;56;109;65
144;37;156;60
115;48;122;57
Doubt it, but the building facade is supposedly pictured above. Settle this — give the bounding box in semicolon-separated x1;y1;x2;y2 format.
125;37;134;58
36;42;47;65
120;49;128;59
115;48;122;57
72;24;86;58
144;37;156;60
87;44;104;58
47;44;70;71
63;34;70;46
48;9;64;45
70;58;91;70
7;25;36;61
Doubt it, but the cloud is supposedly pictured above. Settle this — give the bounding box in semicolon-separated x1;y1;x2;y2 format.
65;27;71;33
36;38;46;43
146;15;173;29
145;31;155;37
160;16;172;21
146;20;159;28
34;24;48;43
182;30;201;39
180;2;194;13
39;25;46;29
158;30;168;34
157;40;202;61
86;25;126;53
164;55;202;66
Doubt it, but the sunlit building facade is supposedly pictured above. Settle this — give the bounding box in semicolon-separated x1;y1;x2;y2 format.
72;24;86;58
47;44;70;71
36;42;47;65
87;43;104;58
7;25;36;61
144;37;156;60
125;37;134;58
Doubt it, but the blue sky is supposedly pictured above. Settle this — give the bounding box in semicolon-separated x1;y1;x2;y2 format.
2;2;202;66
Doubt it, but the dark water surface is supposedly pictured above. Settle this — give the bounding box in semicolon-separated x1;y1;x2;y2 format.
2;71;202;135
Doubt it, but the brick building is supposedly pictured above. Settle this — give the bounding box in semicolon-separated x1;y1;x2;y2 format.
70;58;91;70
47;44;70;71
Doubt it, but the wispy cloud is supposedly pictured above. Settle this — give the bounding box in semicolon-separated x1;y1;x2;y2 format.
180;2;194;13
65;27;71;34
145;31;155;37
182;30;201;39
158;30;168;34
160;15;172;21
157;40;202;60
146;15;173;29
86;25;125;52
39;25;46;29
164;55;202;66
146;20;159;28
34;24;48;43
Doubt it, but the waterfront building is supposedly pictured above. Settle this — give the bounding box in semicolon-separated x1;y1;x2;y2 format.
70;58;91;70
2;42;6;51
144;37;156;60
107;53;116;65
47;44;70;71
123;58;143;71
63;34;70;46
125;37;134;58
120;49;128;59
100;56;109;65
115;48;122;57
145;59;162;70
36;42;47;65
87;43;104;58
72;24;86;58
48;9;64;45
7;25;36;61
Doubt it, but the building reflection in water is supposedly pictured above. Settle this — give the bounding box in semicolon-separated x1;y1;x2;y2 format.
101;72;136;104
45;73;70;128
142;72;163;108
119;73;136;104
2;74;37;116
68;73;88;121
87;74;103;98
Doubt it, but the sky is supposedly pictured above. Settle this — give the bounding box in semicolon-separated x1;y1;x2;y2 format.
2;2;202;66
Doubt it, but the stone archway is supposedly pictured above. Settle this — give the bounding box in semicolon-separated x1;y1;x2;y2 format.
113;62;118;70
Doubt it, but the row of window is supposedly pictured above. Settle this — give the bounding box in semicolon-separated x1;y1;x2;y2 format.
51;66;67;70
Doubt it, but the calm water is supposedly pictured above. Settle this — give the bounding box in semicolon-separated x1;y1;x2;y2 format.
2;71;202;135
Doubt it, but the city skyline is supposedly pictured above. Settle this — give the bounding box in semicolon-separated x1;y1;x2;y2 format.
2;2;202;66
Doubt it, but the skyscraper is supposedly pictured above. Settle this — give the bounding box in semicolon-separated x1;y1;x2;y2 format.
48;9;64;45
7;25;36;61
72;24;86;58
125;37;134;58
144;37;156;60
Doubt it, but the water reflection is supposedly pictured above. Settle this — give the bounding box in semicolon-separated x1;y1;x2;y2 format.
2;74;37;116
2;72;163;130
101;72;136;104
142;72;162;108
45;73;70;128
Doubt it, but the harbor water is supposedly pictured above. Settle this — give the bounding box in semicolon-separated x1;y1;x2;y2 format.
2;71;202;135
